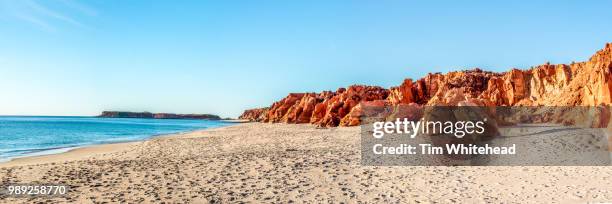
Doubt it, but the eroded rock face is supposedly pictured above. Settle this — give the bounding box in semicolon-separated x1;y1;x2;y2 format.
239;43;612;127
339;100;389;127
238;108;269;121
258;85;389;127
265;93;305;123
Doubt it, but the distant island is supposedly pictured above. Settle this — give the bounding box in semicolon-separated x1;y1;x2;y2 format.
98;111;222;120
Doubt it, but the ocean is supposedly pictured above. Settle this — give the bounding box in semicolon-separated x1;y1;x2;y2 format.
0;116;233;162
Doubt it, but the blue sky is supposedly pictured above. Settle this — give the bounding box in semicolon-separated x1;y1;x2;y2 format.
0;0;611;117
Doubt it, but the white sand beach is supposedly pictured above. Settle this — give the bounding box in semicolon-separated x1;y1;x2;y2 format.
0;123;611;203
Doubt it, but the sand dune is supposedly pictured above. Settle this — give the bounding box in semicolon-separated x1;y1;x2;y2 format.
0;123;611;203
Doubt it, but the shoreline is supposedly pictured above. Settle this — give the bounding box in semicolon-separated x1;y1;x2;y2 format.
0;122;244;168
0;142;141;168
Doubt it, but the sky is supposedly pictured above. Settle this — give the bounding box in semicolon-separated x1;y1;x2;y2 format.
0;0;611;118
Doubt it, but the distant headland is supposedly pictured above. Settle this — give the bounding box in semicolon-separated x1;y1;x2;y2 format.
98;111;222;120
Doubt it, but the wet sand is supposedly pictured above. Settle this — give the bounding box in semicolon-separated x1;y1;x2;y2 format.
0;142;139;169
0;123;611;203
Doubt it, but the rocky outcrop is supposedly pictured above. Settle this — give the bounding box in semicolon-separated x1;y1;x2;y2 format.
328;86;389;127
99;111;221;120
238;108;269;121
240;43;612;127
255;86;389;127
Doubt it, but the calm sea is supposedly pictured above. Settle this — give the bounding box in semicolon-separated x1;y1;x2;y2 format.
0;116;233;162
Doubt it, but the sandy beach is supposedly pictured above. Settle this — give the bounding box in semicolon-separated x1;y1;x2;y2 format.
1;123;611;203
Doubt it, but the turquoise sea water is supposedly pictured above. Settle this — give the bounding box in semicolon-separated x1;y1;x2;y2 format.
0;116;233;162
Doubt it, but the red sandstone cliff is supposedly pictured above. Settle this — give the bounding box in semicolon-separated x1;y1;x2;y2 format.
240;43;612;127
237;107;268;121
